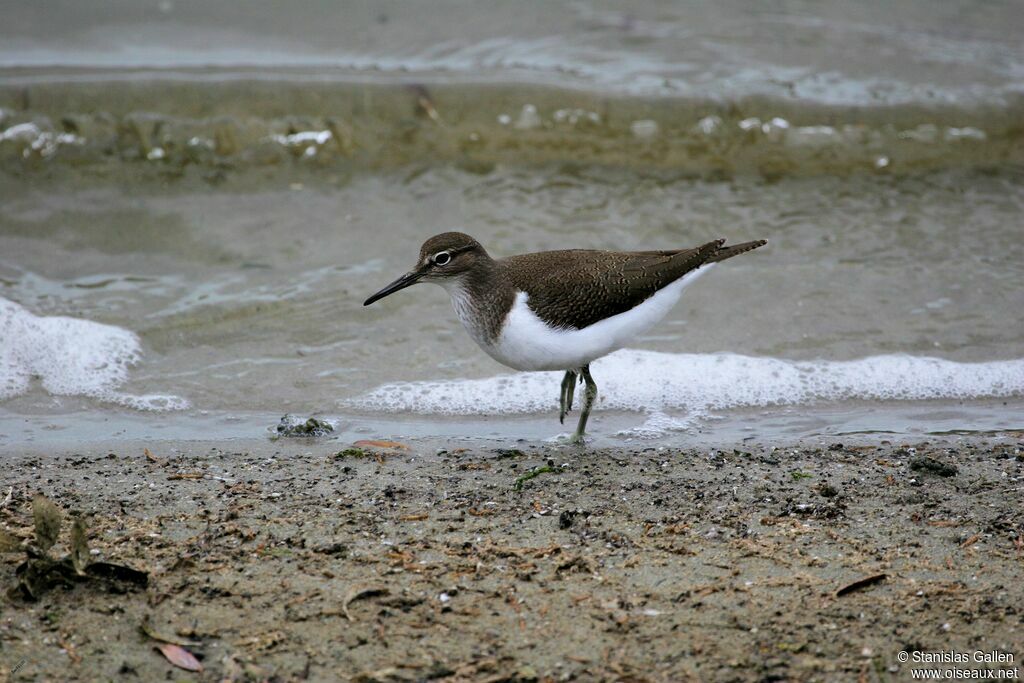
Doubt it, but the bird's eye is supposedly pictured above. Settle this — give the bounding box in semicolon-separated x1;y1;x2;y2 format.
434;252;451;266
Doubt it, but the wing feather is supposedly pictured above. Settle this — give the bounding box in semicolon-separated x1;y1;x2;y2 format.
499;238;765;330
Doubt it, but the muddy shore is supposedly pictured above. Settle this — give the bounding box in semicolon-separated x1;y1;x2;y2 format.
1;435;1022;682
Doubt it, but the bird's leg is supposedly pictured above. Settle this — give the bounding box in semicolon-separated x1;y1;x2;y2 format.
572;365;598;444
559;370;578;424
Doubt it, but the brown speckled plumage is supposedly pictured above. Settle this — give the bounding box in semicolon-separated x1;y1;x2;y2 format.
499;238;766;330
380;231;766;341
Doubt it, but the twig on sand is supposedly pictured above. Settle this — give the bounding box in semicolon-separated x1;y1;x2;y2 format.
166;472;235;484
343;586;389;621
836;573;887;597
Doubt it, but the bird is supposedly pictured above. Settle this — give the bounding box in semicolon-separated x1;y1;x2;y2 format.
364;232;766;442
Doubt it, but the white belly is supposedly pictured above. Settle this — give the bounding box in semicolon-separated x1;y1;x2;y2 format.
477;264;714;371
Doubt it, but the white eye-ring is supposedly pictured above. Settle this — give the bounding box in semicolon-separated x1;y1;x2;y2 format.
434;251;451;265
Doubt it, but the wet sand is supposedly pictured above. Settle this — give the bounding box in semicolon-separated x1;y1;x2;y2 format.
1;435;1022;681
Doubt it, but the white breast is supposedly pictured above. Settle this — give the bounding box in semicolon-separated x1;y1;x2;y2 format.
475;264;715;372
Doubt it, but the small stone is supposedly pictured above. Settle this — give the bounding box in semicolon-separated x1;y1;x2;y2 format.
514;104;541;130
630;119;659;140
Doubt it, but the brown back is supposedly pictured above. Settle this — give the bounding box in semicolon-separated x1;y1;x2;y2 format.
498;239;765;330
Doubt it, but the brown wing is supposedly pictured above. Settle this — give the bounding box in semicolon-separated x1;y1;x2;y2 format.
499;238;764;330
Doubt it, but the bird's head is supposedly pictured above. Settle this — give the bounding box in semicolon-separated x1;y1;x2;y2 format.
363;232;489;305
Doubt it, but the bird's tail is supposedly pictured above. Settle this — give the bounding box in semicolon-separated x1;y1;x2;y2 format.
707;239;767;263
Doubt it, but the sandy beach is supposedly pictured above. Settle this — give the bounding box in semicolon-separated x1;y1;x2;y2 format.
1;434;1021;681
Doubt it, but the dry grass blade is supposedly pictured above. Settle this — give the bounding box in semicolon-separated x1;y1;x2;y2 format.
70;517;90;574
399;513;428;521
0;528;22;553
32;495;62;554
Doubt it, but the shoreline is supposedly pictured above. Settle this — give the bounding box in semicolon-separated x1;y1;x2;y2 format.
4;398;1024;451
1;434;1022;680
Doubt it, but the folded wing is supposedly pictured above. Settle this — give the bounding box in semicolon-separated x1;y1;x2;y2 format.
500;239;765;330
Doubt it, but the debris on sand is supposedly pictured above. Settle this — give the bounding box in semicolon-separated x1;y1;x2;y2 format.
334;447;370;459
909;455;958;477
352;440;409;451
334;440;410;462
836;573;887;597
513;464;558;491
342;586;389;621
273;414;335;438
2;495;148;600
140;616;202;648
513;459;566;491
154;643;203;672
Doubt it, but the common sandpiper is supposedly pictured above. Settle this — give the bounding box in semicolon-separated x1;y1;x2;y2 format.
364;232;766;442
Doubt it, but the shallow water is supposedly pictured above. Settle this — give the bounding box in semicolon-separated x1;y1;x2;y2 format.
1;1;1023;445
5;0;1024;107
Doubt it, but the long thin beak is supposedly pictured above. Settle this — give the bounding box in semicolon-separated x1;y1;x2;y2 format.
363;270;422;306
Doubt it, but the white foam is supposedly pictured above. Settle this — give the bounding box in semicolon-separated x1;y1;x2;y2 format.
354;350;1024;417
0;297;187;410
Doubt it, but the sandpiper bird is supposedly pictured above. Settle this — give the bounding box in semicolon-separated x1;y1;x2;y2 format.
364;232;766;442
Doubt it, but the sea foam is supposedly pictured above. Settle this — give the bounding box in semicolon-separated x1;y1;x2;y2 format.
0;297;187;410
355;350;1024;416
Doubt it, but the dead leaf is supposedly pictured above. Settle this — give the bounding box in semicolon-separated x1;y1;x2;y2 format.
32;495;61;554
836;573;887;597
155;643;203;672
70;517;89;574
343;586;389;621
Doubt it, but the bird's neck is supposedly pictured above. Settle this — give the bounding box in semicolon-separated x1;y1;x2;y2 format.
441;258;516;345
